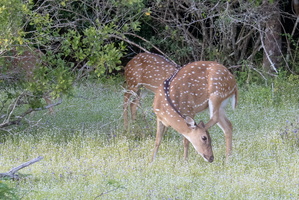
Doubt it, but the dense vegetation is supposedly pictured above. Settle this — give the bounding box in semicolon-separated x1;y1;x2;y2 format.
1;0;299;199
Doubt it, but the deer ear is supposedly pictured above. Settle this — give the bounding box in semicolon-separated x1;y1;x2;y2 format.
197;120;205;128
199;120;205;128
185;116;196;128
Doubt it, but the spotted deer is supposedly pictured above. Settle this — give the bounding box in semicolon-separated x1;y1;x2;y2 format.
153;61;238;162
1;47;54;113
124;52;179;128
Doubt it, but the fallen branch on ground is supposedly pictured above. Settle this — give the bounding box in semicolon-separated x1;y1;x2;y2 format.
0;156;44;180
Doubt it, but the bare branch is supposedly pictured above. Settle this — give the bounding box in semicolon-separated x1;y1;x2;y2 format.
0;156;43;180
0;98;62;129
108;34;150;54
123;33;179;67
259;28;278;73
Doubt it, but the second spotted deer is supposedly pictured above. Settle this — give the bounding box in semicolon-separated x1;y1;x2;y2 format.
153;61;238;162
123;52;179;128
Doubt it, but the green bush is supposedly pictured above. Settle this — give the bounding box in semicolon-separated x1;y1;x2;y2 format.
0;181;19;200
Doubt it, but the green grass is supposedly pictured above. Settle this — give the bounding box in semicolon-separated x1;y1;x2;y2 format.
1;80;299;199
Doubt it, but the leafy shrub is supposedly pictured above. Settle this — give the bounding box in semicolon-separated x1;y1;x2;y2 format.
0;181;19;200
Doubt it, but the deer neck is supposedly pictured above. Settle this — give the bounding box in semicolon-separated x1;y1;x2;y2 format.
154;70;192;135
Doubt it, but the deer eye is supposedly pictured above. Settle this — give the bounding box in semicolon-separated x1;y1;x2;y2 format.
202;136;207;141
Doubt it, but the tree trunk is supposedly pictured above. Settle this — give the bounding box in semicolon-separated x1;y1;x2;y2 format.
262;0;282;73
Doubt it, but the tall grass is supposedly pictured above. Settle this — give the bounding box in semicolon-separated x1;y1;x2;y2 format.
1;79;299;199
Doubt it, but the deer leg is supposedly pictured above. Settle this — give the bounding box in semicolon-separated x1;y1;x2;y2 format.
205;97;230;130
123;92;131;129
130;94;140;121
206;97;232;158
217;110;233;158
183;137;190;161
152;119;168;162
204;98;221;130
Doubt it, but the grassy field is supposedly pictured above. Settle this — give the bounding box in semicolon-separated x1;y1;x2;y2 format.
1;79;299;199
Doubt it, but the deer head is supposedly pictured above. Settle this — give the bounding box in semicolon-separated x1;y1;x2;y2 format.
182;116;213;162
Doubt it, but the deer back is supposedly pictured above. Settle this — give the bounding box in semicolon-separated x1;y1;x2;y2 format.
124;53;178;93
167;61;237;118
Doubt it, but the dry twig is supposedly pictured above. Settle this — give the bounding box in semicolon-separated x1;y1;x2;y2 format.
0;156;44;180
